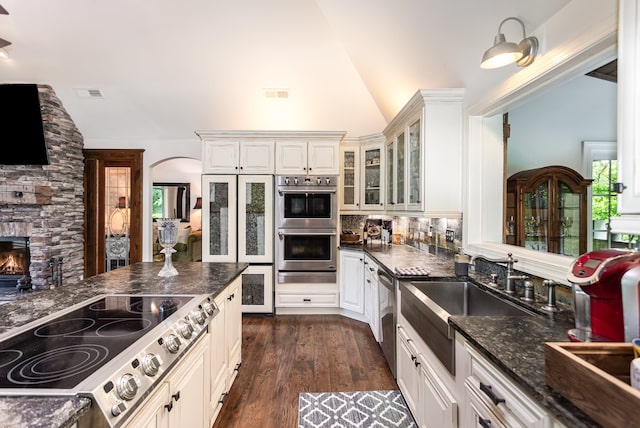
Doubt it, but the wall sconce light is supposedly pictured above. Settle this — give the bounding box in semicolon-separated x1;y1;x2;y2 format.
480;17;538;69
193;197;202;210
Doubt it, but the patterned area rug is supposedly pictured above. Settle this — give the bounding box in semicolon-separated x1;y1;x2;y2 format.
298;390;417;428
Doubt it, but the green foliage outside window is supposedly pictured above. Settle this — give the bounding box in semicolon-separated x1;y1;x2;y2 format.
591;160;618;220
152;187;163;218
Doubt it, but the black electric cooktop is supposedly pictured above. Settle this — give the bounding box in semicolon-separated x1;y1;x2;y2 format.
0;295;194;391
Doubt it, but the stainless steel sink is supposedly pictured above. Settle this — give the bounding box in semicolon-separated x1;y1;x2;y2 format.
400;280;535;374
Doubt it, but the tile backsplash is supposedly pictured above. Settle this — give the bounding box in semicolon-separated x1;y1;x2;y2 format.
340;214;462;257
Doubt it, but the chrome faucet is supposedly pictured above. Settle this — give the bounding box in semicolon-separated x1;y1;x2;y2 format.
470;253;526;294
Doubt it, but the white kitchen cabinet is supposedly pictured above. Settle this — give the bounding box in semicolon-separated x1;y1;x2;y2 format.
461;341;552;428
168;335;210;428
202;175;237;262
397;323;458;428
124;333;210;428
383;89;463;216
240;265;273;313
339;250;364;314
202;175;273;264
124;383;170;428
360;141;385;211
340;145;361;210
276;141;340;175
611;0;640;233
198;134;274;174
363;255;379;341
209;277;242;426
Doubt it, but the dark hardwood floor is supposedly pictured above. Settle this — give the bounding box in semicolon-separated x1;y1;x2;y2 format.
212;315;398;428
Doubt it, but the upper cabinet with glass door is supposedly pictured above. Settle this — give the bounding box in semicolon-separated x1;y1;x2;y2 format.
383;89;464;216
339;135;385;212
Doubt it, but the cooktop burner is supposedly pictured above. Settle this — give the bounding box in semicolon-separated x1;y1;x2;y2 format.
0;295;193;391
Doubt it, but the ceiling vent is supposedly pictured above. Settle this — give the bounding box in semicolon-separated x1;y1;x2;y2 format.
75;88;104;99
263;88;289;99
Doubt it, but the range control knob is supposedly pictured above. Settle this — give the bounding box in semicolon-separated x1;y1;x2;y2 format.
190;309;206;325
284;176;290;185
294;177;299;185
325;177;331;185
164;333;181;353
316;177;322;185
177;320;194;339
141;353;162;377
202;301;216;316
111;401;127;417
116;374;140;401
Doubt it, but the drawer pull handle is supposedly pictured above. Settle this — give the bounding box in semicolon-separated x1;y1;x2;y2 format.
164;401;173;412
172;391;180;402
303;298;311;302
478;417;492;427
218;392;228;404
480;382;505;406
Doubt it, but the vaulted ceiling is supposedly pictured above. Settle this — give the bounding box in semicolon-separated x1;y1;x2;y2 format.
0;0;572;142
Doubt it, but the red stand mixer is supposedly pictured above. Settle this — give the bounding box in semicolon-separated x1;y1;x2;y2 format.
567;249;640;342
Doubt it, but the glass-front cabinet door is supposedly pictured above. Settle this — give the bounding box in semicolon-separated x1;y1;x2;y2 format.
385;140;395;210
361;144;384;210
396;132;405;207
340;146;360;210
202;175;237;262
238;175;273;263
407;118;422;209
241;265;273;313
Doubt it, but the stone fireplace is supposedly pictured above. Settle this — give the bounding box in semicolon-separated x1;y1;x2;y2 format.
0;85;84;289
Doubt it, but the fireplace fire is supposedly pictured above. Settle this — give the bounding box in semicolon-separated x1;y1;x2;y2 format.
0;237;30;288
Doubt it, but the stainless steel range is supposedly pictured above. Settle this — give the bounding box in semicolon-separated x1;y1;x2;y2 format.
0;293;218;427
276;175;338;283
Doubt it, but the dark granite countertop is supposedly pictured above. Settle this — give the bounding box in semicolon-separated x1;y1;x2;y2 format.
0;261;248;428
341;244;598;427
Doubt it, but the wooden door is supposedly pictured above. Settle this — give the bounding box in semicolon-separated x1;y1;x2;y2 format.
84;149;143;277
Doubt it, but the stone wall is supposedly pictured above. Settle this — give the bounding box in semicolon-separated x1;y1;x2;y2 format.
0;85;84;289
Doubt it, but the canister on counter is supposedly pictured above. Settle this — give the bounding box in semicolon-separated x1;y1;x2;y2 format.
454;248;470;276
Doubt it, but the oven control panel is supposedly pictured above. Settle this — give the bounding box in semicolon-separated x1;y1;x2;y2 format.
85;294;219;427
277;175;335;186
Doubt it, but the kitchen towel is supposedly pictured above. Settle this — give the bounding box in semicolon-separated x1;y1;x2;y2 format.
298;390;416;428
394;266;430;277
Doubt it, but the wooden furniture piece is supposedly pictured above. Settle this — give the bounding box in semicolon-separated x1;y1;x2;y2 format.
505;165;592;257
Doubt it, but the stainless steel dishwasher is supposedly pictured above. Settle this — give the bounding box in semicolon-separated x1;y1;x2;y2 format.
377;267;396;378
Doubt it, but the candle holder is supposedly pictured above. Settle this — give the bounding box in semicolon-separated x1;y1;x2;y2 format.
157;218;181;277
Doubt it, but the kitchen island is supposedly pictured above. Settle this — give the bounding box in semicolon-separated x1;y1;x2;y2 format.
0;261;248;428
343;243;598;427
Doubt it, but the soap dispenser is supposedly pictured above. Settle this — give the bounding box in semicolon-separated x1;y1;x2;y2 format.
454;248;470;277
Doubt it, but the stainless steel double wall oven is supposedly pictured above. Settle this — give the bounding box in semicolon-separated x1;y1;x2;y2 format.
276;175;338;283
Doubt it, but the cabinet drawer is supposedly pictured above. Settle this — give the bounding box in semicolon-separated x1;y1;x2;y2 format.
466;345;549;428
276;293;339;307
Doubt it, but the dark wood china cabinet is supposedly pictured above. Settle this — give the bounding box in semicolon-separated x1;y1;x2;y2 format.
505;165;592;257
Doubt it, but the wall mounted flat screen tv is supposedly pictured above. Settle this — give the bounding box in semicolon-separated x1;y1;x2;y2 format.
0;84;49;165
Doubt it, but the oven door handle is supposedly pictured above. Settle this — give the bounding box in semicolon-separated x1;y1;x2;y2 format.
278;231;337;238
278;189;336;195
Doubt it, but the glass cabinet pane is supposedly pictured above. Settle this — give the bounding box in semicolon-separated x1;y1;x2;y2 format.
386;141;394;205
523;182;549;252
207;181;230;256
364;148;381;205
408;119;421;205
242;272;265;306
105;166;131;271
396;133;405;205
343;150;356;206
243;180;266;257
558;182;581;257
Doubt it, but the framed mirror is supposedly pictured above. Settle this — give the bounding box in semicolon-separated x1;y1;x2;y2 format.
152;182;190;222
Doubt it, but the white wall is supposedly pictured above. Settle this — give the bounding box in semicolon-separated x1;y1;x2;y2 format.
507;75;617;177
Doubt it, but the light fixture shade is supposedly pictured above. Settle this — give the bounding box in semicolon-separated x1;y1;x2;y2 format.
0;48;8;59
480;17;538;69
193;197;202;210
480;34;523;69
